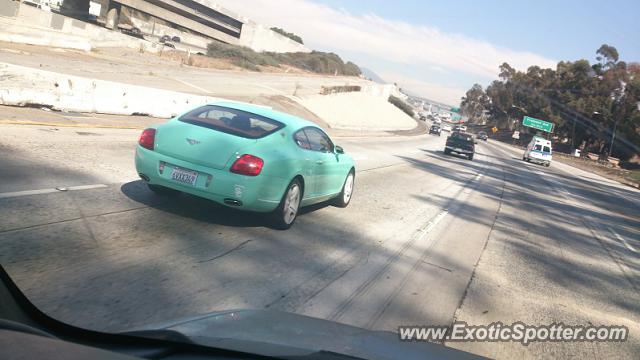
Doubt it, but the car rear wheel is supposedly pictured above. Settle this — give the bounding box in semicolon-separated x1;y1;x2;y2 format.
270;179;302;230
333;170;355;208
147;184;180;196
468;154;474;160
444;148;451;155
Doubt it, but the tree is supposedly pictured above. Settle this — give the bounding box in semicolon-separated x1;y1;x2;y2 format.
458;45;640;160
460;84;489;123
596;44;619;70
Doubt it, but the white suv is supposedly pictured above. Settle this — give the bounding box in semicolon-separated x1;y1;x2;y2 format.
523;137;552;167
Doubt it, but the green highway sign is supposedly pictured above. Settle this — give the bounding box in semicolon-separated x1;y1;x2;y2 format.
522;116;554;132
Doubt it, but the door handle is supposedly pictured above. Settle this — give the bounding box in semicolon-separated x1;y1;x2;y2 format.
316;160;324;165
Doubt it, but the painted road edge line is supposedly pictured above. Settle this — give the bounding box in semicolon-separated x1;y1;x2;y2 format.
0;120;145;129
0;184;108;199
608;226;637;253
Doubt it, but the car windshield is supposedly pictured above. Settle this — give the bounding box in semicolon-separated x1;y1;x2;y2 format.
1;1;639;360
179;105;284;139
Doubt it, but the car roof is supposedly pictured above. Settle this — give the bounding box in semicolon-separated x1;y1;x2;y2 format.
532;136;551;144
210;101;320;131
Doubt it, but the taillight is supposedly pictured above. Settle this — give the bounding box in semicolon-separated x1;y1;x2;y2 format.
139;128;156;150
230;154;264;176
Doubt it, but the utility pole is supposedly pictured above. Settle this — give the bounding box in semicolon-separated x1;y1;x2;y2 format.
571;113;576;150
608;118;618;158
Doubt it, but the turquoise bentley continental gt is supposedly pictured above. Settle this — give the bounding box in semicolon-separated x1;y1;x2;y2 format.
135;102;355;229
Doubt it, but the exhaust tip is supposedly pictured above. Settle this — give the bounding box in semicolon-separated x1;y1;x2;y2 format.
224;198;243;206
139;173;150;182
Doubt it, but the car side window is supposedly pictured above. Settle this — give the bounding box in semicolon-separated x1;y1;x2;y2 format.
303;128;334;153
293;130;311;150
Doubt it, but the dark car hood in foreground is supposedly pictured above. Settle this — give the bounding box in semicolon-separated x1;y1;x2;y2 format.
127;309;482;360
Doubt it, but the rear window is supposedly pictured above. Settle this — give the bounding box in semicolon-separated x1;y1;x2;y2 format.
534;144;542;151
543;146;551;153
179;105;284;139
452;132;473;142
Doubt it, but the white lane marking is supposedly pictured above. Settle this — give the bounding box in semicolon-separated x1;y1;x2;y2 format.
0;184;107;199
256;83;287;95
608;226;637;253
417;210;448;233
351;154;369;161
537;171;572;195
475;173;483;181
172;78;211;93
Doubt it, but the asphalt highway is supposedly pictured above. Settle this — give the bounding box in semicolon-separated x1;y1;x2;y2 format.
1;120;638;358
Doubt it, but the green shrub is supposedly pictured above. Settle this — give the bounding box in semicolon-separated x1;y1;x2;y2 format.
206;41;361;76
270;27;304;44
388;95;414;117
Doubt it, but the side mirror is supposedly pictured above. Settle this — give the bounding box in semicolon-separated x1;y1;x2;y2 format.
335;145;344;154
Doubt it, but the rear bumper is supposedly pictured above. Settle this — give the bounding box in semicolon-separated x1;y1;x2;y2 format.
135;146;285;212
445;145;473;155
529;158;551;165
526;153;552;165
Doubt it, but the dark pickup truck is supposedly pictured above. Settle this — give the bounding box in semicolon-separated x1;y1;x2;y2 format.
444;132;475;160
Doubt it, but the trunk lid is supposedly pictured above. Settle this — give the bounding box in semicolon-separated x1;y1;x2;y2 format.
154;121;256;170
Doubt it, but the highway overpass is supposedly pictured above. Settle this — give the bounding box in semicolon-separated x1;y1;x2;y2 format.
60;0;309;52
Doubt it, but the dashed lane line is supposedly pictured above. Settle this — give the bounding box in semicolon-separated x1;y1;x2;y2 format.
0;184;108;199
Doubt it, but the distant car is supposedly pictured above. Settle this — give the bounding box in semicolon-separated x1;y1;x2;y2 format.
160;35;171;43
163;43;175;49
121;27;143;39
135;102;356;229
477;131;488;141
419;114;427;121
429;125;441;136
444;131;475;160
172;36;181;43
459;125;467;132
22;0;51;11
441;124;451;132
523;136;552;167
452;125;461;132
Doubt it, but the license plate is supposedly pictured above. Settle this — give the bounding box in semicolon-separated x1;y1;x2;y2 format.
170;167;198;186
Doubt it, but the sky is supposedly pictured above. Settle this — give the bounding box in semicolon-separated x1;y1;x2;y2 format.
214;0;640;105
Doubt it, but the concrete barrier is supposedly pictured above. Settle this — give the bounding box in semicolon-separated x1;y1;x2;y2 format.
0;62;221;118
297;92;417;131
